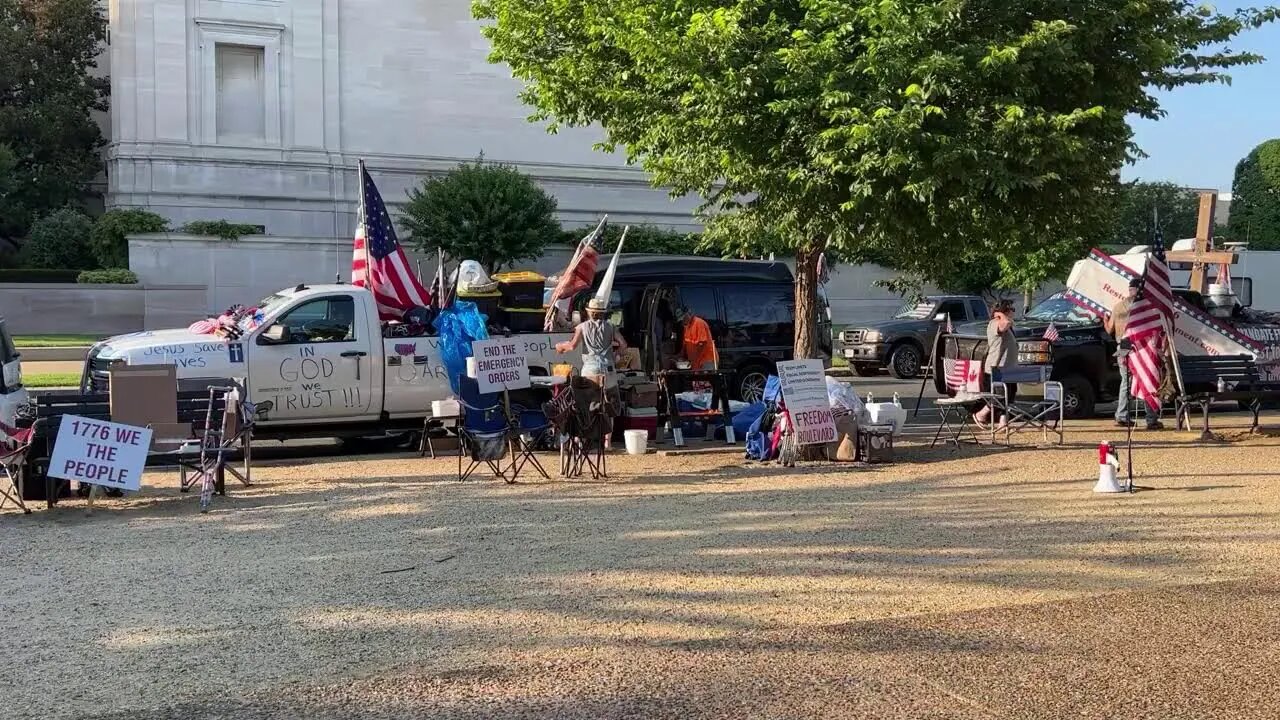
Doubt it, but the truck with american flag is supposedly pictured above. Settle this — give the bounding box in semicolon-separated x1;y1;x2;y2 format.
936;247;1280;419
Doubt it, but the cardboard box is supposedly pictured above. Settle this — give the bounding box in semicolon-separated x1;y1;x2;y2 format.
148;422;194;452
109;365;178;428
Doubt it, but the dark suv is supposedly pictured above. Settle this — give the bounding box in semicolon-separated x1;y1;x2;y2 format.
585;257;832;401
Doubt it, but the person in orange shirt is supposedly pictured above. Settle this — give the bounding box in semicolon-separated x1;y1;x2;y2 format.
675;305;719;370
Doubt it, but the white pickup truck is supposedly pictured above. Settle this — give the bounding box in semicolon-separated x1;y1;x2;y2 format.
81;284;575;437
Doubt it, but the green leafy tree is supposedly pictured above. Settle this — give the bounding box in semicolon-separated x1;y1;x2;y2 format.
0;0;109;244
1228;139;1280;249
1112;181;1203;248
90;209;169;268
401;157;560;273
477;0;1277;358
20;208;97;270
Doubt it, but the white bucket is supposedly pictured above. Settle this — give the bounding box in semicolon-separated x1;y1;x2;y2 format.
623;429;649;455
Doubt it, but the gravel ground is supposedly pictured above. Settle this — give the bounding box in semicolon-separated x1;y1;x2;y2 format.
4;412;1280;719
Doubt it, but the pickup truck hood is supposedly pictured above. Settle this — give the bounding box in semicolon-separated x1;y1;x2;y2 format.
843;318;927;334
95;329;235;373
952;320;1099;338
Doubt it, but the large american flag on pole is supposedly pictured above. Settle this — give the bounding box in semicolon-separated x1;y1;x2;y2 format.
1124;220;1172;410
543;217;608;331
352;162;432;320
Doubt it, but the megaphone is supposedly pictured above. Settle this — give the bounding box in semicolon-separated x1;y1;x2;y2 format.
1093;440;1124;493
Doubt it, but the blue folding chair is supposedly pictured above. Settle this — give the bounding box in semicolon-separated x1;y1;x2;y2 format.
455;376;512;482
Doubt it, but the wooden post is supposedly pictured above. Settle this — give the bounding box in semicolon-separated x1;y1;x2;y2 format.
1165;191;1237;295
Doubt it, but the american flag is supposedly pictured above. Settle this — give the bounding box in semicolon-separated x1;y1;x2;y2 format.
352;162;432;320
543;217;608;331
1043;322;1060;342
943;357;976;392
1124;221;1173;410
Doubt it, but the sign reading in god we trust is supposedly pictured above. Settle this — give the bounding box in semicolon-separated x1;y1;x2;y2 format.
471;338;531;394
776;359;836;446
48;415;152;492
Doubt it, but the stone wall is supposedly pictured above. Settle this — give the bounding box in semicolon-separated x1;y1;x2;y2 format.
0;283;205;335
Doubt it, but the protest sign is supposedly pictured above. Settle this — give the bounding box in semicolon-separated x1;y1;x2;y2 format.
471;338;531;393
776;359;837;446
48;415;152;492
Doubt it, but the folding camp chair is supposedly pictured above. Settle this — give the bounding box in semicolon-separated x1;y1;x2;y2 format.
456;376;514;483
543;377;611;480
989;367;1064;446
179;389;268;512
1;421;34;514
506;403;551;481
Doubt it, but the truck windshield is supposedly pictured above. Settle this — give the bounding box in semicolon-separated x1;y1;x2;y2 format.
895;302;937;320
1026;294;1097;325
239;293;295;330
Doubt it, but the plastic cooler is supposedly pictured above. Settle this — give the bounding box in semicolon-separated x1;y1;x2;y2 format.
494;271;546;309
617;406;658;441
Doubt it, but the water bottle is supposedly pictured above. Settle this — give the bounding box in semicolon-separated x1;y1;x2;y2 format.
1217;376;1226;393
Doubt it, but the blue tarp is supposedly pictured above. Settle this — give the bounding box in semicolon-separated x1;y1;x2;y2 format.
433;300;489;392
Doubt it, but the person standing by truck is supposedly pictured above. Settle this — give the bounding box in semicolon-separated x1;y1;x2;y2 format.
676;305;719;370
975;300;1018;429
555;297;619;386
1104;278;1162;430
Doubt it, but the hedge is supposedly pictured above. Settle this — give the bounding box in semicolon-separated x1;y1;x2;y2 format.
76;269;139;284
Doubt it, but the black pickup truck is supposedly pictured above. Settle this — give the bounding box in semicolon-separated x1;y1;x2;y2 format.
838;295;989;379
935;293;1117;418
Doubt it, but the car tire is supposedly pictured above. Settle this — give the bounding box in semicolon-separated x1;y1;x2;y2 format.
1059;374;1096;419
735;363;773;403
887;343;923;379
853;363;881;377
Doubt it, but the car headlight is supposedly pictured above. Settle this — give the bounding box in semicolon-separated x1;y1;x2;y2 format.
863;331;882;343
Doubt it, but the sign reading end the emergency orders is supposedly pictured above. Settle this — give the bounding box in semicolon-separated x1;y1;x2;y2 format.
471;338;531;394
48;415;152;492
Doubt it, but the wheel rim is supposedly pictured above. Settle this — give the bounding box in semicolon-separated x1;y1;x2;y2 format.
896;349;920;376
740;372;768;402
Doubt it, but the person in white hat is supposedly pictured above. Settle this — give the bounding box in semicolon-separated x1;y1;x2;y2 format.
555;297;618;387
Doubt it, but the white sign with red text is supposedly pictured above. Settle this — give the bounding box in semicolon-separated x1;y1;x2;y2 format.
48;415;152;492
776;359;837;446
471;338;532;394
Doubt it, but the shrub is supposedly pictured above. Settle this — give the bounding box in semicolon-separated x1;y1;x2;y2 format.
180;220;264;240
76;268;138;284
401;156;560;273
20;208;97;270
91;209;168;267
1229;139;1280;250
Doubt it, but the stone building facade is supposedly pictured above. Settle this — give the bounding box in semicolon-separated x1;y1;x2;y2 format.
105;0;699;237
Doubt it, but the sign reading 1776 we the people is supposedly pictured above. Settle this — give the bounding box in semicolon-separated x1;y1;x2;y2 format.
776;359;837;446
48;415;152;492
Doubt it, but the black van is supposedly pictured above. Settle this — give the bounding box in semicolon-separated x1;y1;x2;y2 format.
582;256;832;401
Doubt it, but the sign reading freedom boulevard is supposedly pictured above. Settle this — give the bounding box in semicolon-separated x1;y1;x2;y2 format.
776;359;836;446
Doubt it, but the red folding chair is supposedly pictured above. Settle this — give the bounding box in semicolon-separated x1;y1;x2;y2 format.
1;421;34;514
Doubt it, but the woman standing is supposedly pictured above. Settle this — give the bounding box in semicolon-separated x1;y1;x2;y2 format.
556;297;617;387
975;299;1019;429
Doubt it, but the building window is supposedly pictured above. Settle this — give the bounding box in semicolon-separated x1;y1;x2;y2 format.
215;44;266;143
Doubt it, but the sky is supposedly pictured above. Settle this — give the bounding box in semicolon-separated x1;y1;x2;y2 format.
1123;6;1280;192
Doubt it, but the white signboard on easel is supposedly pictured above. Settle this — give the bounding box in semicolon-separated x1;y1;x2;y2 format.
48;415;152;492
776;359;837;446
471;338;532;394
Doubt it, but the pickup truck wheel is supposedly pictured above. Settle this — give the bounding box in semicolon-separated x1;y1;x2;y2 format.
1059;374;1095;419
853;363;881;377
887;343;923;379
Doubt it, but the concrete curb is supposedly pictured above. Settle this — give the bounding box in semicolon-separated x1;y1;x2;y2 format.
20;346;90;362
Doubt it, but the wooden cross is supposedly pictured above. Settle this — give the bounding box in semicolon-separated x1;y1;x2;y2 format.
1162;191;1237;294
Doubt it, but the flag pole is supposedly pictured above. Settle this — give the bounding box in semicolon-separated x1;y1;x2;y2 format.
357;159;373;290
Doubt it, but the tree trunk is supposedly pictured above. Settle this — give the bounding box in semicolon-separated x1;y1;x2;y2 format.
793;241;823;360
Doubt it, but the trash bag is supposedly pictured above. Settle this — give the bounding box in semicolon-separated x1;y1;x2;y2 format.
825;376;865;416
433;300;490;392
732;402;766;439
453;260;498;294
